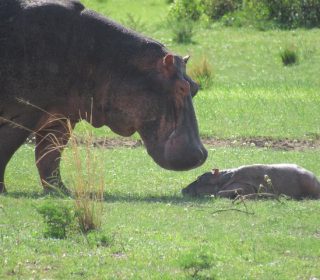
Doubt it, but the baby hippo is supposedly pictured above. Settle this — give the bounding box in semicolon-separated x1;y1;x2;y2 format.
182;164;320;199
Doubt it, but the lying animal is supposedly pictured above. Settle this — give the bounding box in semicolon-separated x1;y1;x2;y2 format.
182;164;320;199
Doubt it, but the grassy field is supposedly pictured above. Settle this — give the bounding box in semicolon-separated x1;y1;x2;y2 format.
1;146;320;279
1;0;320;279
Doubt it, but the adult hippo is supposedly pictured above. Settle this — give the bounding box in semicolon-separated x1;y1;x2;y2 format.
0;0;207;193
182;164;320;199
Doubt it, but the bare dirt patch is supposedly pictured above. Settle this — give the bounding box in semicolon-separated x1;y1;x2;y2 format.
86;137;320;151
26;135;320;151
202;137;320;151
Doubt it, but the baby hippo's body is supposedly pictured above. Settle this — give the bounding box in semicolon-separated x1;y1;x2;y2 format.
182;164;320;199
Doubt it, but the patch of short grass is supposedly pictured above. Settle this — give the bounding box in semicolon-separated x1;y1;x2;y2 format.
1;145;320;279
194;85;320;139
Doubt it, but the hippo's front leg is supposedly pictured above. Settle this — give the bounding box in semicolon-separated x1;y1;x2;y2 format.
35;119;75;195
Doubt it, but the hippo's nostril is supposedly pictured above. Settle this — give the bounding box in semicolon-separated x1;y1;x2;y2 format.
195;146;208;167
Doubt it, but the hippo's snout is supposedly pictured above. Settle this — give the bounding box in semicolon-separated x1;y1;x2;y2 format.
181;182;198;197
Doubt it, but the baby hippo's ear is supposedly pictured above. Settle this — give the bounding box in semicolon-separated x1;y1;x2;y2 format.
211;168;220;176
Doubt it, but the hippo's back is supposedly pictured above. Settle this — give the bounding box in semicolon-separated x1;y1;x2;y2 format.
0;0;84;36
236;163;302;177
0;0;86;104
235;164;320;199
0;0;84;16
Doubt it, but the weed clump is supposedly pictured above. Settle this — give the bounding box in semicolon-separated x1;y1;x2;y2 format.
122;13;146;32
189;57;213;89
37;119;105;238
65;120;105;233
85;231;114;248
170;20;194;44
280;47;298;66
168;0;203;22
37;201;73;239
179;250;215;279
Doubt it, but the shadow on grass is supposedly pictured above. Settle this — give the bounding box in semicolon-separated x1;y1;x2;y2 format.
103;193;213;205
3;191;213;205
2;190;68;199
0;191;48;199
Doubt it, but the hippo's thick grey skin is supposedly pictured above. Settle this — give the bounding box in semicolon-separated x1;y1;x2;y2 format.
0;0;207;193
182;164;320;199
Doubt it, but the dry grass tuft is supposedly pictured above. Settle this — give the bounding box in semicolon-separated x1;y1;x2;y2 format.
65;120;105;233
189;56;213;89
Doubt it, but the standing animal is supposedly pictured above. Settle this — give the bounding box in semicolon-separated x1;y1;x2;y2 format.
0;0;207;194
182;164;320;199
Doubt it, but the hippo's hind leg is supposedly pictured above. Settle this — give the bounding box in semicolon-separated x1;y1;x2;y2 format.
0;113;37;193
35;119;75;195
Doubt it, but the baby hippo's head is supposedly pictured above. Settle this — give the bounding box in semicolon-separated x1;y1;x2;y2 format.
182;169;223;197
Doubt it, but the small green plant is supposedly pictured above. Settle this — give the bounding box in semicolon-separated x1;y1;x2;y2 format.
85;231;114;248
122;13;146;32
189;57;213;89
180;250;214;279
37;201;73;239
168;0;203;21
280;47;298;66
170;19;194;44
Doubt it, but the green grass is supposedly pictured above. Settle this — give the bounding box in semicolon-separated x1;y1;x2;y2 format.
81;0;168;28
196;86;320;138
1;1;320;279
1;145;320;279
5;144;320;196
76;84;320;140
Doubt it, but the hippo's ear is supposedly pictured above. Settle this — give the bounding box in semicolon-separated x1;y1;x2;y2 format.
163;54;175;67
183;55;190;64
211;168;220;176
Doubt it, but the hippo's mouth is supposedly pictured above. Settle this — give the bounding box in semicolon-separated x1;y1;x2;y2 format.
137;88;207;171
139;128;207;171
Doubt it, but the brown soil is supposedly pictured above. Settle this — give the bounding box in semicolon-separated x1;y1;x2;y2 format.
26;134;320;151
85;137;320;151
